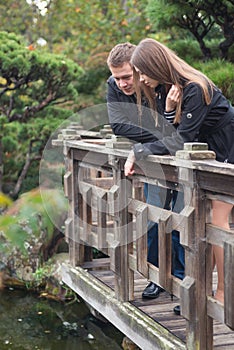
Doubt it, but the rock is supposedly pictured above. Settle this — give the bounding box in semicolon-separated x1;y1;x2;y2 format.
122;336;140;350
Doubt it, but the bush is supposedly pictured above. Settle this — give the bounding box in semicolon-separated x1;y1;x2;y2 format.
169;39;203;64
194;59;234;103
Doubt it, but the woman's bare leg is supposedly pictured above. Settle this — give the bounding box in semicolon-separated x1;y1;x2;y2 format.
212;200;233;303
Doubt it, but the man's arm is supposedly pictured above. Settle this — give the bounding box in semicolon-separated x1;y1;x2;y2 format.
107;79;159;143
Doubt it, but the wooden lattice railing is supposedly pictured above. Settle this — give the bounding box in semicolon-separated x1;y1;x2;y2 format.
58;132;234;350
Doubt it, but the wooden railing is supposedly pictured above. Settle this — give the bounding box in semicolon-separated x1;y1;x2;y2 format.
59;133;234;350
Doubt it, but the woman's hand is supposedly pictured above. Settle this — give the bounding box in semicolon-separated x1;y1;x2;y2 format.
165;85;180;112
124;150;136;176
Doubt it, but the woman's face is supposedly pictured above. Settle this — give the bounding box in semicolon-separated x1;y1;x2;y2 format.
134;66;159;89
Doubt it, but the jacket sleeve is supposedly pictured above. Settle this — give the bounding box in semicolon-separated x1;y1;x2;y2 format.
106;80;159;143
133;84;210;160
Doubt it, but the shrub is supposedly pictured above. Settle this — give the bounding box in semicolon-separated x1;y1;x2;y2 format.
194;59;234;103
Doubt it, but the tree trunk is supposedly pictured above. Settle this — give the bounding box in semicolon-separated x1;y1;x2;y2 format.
219;30;234;60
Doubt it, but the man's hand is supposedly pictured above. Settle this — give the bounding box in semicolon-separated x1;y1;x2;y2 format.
124;150;135;176
165;85;180;112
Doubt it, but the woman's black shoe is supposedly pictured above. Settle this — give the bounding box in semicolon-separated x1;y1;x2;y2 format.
142;282;164;299
173;305;181;315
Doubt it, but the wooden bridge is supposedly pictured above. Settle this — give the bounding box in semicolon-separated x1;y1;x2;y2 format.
53;125;234;349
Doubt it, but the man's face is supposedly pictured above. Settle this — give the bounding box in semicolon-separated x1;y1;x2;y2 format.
109;62;135;95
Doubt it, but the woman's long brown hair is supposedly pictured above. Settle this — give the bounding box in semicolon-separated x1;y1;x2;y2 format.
131;38;215;124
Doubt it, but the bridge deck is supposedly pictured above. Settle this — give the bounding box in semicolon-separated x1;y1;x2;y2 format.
81;258;234;349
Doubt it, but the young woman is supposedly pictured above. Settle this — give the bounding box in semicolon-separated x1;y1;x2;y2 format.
124;38;234;303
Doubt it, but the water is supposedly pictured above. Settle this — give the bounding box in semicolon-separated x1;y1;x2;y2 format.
0;289;124;350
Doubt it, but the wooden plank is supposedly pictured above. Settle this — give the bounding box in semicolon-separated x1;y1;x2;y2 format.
205;241;214;349
180;276;195;320
82;184;92;246
135;203;148;277
64;171;72;199
62;264;186;350
224;239;234;330
207;296;224;324
108;184;119;216
72;148;109;167
117;171;133;301
64;253;234;350
82;257;110;269
176;150;216;160
206;192;234;206
206;224;234;247
135;160;178;184
158;216;172;292
85;176;114;189
97;191;107;252
70;156;83;266
128;198;171;223
198;171;234;197
64;217;73;243
177;205;195;248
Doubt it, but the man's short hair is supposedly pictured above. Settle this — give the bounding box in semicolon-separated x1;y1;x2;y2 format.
107;42;136;68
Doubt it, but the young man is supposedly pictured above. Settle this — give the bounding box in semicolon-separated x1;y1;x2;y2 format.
106;42;185;307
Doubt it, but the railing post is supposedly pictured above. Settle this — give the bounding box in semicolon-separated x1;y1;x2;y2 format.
224;239;234;329
108;154;134;301
176;143;216;350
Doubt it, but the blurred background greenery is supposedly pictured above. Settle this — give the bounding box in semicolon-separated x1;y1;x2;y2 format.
0;0;233;197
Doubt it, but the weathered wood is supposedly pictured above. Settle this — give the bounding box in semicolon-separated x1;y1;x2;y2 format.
108;184;119;216
207;297;224;324
58;138;234;350
180;276;195;320
69;155;83;266
224;239;234;330
183;142;208;151
64;171;72;199
206;192;234;206
177;206;195;248
158;216;172;292
136;160;178;184
198;171;234;197
62;264;186;350
97;191;107;251
64;217;72;243
176;157;211;349
61;260;234;350
206;224;234;247
176;150;216;160
205;241;214;349
135;203;148;277
85;176;114;189
111;164;134;301
81;184;92;246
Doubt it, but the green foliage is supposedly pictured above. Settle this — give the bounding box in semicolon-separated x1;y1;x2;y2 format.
0;188;67;256
2;135;18;153
0;31;82;123
0;0;233;197
146;0;234;60
194;59;234;103
0;33;80;194
169;39;203;64
0;192;13;211
168;38;232;64
2;113;70;194
75;66;109;95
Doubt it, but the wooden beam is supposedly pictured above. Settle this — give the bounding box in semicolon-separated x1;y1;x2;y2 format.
224;239;234;330
62;264;186;350
180;276;195;320
158;216;172;292
135;203;148;277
